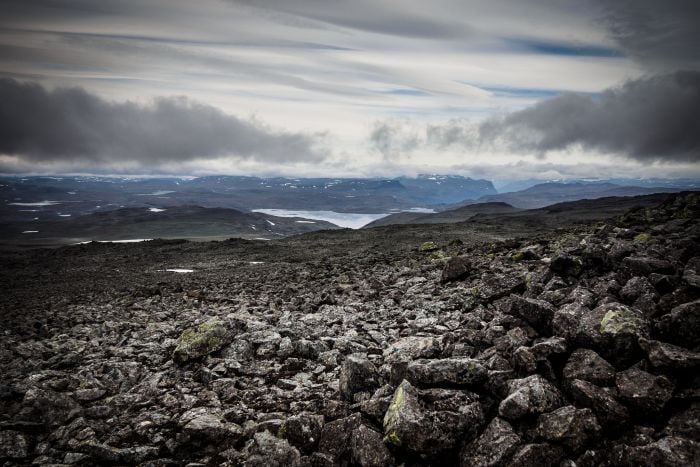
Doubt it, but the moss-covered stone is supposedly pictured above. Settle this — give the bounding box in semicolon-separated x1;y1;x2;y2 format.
634;232;651;242
383;383;405;446
600;308;646;336
173;320;230;364
418;241;439;253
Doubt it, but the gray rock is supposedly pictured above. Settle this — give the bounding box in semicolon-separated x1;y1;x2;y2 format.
577;302;650;366
0;430;29;459
350;424;394;467
552;303;587;342
661;299;700;348
563;349;616;387
568;379;629;429
639;338;700;371
612;436;700;467
506;443;563;467
621;256;676;277
383;380;483;455
79;441;159;464
498;375;564;420
460;417;520;467
441;256;471;283
683;257;700;288
615;367;674;415
620;276;657;304
508;295;556;332
179;408;243;442
279;413;324;454
172;320;231;364
339;353;380;402
244;431;301;467
405;358;487;387
550;253;583;277
663;403;700;439
536;406;601;451
318;413;362;461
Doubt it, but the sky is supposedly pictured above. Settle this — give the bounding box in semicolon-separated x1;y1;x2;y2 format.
0;0;698;180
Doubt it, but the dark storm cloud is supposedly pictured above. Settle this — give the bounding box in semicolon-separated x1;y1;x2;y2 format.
597;0;700;70
0;79;326;165
373;72;700;163
480;71;700;162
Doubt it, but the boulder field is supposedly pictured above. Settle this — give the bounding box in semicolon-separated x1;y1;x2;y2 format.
1;193;699;465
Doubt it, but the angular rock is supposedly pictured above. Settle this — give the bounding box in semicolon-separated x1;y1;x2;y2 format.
441;256;471;283
550;253;583;277
498;375;564;420
563;349;616;387
612;436;700;467
0;430;29;459
639;338;700;371
683;257;700;288
568;379;629;429
244;431;301;467
405;358;487;387
506;443;563;467
350;424;394;467
172;320;231;364
383;380;483;456
552;303;587;342
318;413;362;462
179;408;243;442
508;295;555;332
79;442;159;465
279;413;324;454
620;276;657;304
536;406;601;451
621;256;676;277
339;354;380;401
460;417;520;467
577;302;650;366
615;367;674;415
660;299;700;348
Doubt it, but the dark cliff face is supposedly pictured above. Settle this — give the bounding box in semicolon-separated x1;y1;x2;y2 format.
0;192;698;465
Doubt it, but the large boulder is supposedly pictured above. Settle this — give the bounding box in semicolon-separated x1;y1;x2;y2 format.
383;380;483;456
0;431;29;460
442;256;471;283
639;338;700;371
568;379;629;430
577;302;650;366
460;417;520;467
615;367;674;415
172;320;231;364
405;358;487;387
339;353;380;402
563;349;616;387
508;295;556;332
350;424;395;467
498;375;564;420
536;405;601;451
243;431;301;467
611;436;700;467
279;413;324;454
658;299;700;348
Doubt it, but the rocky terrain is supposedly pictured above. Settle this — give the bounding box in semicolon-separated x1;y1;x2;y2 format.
0;192;699;466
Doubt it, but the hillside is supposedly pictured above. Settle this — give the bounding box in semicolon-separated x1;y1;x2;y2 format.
0;205;340;246
465;182;684;209
0;192;698;465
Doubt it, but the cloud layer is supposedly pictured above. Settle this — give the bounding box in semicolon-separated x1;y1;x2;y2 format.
0;79;326;170
481;71;700;162
371;72;700;163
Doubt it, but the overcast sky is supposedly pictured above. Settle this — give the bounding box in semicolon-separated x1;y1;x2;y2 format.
0;0;698;179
